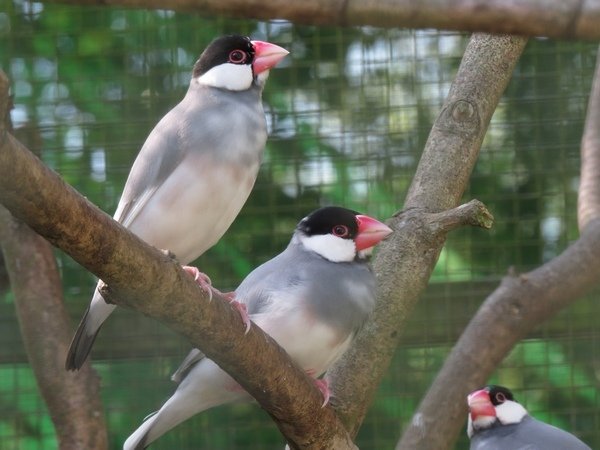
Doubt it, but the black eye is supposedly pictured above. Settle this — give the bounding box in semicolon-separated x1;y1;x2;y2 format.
228;50;247;64
495;392;506;403
332;225;349;237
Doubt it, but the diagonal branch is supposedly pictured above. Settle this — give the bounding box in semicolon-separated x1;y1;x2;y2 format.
0;73;354;449
327;34;527;436
46;0;600;40
397;43;600;450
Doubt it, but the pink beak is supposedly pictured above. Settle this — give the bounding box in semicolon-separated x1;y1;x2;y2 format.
467;389;496;421
251;40;289;75
354;215;393;251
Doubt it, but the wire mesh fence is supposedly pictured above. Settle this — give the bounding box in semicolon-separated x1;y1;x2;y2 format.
0;3;599;449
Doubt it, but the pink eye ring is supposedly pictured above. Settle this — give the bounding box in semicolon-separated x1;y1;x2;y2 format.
228;50;247;64
495;393;506;403
332;225;349;237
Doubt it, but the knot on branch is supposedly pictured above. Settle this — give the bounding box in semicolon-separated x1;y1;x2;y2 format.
436;99;481;137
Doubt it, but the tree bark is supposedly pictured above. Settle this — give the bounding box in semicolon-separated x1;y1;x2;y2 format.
0;70;358;449
327;33;527;436
396;43;600;450
46;0;600;40
0;72;108;450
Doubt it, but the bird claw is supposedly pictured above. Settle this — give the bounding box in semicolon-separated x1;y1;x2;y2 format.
183;266;250;333
227;294;252;334
305;371;330;407
313;378;330;407
182;266;214;301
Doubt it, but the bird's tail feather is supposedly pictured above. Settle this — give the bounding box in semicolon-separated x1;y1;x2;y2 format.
124;360;249;448
123;395;200;450
65;288;117;370
65;306;102;371
123;411;158;450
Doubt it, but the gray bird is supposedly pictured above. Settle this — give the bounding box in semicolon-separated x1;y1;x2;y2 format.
65;35;288;371
468;385;591;449
123;206;393;449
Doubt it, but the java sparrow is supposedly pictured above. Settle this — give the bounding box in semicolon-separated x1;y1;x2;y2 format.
123;206;393;449
65;35;289;371
467;385;591;450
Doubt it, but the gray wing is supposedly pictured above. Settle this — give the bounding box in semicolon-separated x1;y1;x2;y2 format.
470;417;591;450
113;84;266;228
234;248;293;315
113;100;188;226
236;241;376;334
170;348;205;383
513;417;591;450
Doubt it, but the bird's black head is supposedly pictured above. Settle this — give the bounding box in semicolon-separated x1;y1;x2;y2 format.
297;206;360;241
484;385;515;406
193;35;255;78
295;206;391;263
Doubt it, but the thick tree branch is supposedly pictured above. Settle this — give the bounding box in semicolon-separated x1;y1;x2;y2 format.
578;45;600;231
0;71;107;450
397;43;600;450
0;74;353;449
327;34;526;436
47;0;600;40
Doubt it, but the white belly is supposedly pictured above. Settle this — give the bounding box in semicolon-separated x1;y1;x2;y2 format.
127;155;259;265
254;306;352;377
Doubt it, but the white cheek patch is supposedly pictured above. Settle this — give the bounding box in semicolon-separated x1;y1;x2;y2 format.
467;400;528;438
299;233;356;262
495;400;527;425
195;63;253;91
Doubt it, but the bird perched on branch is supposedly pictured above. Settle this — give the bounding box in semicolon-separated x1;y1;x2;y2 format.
467;385;591;450
123;206;393;449
65;35;289;371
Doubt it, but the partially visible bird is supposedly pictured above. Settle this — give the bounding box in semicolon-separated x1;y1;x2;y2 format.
65;35;288;371
467;385;591;450
123;206;393;449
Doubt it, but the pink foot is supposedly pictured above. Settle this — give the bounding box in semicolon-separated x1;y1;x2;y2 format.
183;266;214;301
220;291;236;301
313;378;330;407
305;370;330;407
226;292;252;334
183;266;251;334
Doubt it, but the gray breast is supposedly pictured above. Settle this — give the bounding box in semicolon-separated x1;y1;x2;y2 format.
180;84;267;167
470;416;591;450
302;254;375;333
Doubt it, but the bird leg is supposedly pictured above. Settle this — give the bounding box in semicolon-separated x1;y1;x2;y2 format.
182;266;251;334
